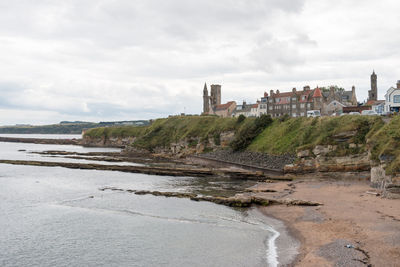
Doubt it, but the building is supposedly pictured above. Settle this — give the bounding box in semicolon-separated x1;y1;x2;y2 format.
263;87;322;117
202;83;236;117
365;71;386;114
232;101;254;117
325;100;346;115
258;93;269;116
214;101;237;118
322;86;358;107
369;71;378;101
370;100;385;114
384;81;400;113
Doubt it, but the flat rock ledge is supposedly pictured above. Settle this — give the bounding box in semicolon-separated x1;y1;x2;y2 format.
0;159;292;180
99;187;322;208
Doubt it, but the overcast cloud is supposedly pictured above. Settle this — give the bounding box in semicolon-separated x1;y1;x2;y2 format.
0;0;399;125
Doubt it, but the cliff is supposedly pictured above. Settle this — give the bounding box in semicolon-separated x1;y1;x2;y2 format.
83;115;400;177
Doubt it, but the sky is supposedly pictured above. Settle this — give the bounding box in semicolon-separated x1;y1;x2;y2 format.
0;0;399;125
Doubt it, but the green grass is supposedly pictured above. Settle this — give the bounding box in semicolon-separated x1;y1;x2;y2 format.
368;116;400;175
84;125;147;138
84;115;238;151
247;115;383;155
84;114;400;175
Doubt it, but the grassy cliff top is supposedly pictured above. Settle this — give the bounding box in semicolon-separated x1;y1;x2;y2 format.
84;115;248;150
247;115;384;155
368;116;400;174
84;115;400;174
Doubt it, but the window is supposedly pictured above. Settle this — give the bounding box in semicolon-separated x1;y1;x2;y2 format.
307;103;311;108
292;113;297;117
269;106;273;110
292;104;296;109
302;96;306;101
287;97;290;102
300;112;305;116
394;95;400;103
276;98;280;102
292;97;297;101
300;103;305;108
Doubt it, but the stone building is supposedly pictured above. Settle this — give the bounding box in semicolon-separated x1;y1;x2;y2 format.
369;71;378;101
366;71;387;114
261;85;357;117
202;83;236;117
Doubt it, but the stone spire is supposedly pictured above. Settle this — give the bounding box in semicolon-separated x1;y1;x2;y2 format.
203;83;210;114
369;71;378;101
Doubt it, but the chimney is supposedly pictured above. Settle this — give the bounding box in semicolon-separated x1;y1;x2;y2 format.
264;92;268;98
270;90;274;96
276;90;280;94
352;86;355;93
303;85;310;91
397;80;400;89
292;87;297;93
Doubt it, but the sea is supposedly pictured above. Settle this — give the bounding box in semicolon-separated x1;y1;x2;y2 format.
0;134;296;267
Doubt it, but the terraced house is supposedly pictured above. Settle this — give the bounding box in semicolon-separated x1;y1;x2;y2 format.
262;85;357;117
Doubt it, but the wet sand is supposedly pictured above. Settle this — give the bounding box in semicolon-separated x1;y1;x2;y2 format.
257;179;400;266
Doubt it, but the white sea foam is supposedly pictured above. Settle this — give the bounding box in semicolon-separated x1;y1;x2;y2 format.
265;225;280;267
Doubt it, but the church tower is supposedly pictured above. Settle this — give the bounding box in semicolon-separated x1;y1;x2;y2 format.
210;84;221;106
369;71;377;101
203;83;210;114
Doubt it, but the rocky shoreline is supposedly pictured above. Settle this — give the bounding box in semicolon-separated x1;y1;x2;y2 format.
0;136;81;145
0;159;286;180
1;135;399;266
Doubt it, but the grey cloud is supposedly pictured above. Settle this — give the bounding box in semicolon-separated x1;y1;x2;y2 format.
0;0;399;125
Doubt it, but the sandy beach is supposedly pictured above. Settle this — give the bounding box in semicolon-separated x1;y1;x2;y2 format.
256;179;400;266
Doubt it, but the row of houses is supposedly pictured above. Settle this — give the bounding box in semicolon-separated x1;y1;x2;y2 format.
202;72;400;118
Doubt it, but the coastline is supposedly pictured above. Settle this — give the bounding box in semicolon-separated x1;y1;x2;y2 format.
251;208;300;266
1;136;399;266
257;179;400;266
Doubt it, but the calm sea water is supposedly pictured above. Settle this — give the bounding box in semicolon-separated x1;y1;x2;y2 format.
0;136;281;267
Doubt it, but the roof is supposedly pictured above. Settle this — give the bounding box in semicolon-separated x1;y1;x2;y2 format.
342;91;353;97
366;100;385;106
273;92;294;98
251;104;258;108
215;101;235;111
313;87;322;98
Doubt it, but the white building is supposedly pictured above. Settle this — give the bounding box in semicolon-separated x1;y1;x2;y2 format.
249;104;259;117
385;81;400;113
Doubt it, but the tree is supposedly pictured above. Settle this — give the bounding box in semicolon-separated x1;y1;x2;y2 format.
320;85;345;94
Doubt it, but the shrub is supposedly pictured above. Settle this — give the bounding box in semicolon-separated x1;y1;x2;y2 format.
230;114;273;151
237;114;246;124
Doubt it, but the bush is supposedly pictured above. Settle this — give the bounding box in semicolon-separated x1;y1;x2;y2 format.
213;133;221;146
237;114;246;124
230;115;273;151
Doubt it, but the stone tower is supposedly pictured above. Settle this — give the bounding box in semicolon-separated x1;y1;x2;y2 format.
369;71;377;101
210;84;221;107
203;83;209;114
